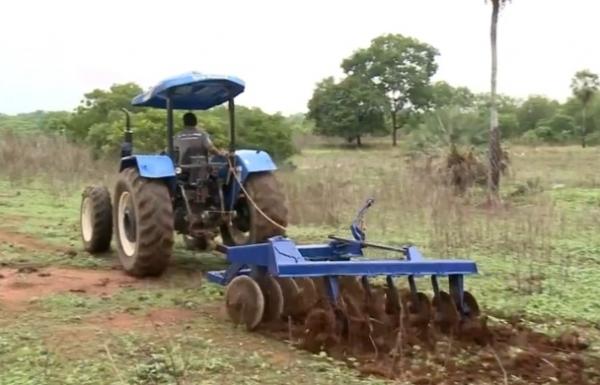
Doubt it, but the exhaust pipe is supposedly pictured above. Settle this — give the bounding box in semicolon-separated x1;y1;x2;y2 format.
120;108;133;157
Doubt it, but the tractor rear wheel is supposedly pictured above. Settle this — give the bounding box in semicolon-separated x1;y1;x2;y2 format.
113;168;174;277
220;172;287;245
80;185;112;253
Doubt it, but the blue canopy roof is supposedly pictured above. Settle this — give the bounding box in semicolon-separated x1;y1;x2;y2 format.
131;72;245;110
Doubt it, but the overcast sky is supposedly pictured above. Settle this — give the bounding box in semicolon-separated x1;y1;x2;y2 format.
1;0;598;115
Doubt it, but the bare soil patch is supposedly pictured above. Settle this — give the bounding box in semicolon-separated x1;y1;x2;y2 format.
0;262;597;384
256;315;599;385
0;226;67;253
88;308;197;331
0;266;141;309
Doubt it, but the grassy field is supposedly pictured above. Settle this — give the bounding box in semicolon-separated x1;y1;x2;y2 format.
283;144;600;326
1;138;600;384
0;185;387;385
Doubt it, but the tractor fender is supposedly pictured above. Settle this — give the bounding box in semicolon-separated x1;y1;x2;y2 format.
234;149;277;179
119;155;176;179
223;150;278;210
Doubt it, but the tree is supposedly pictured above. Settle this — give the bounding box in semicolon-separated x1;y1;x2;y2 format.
471;93;520;138
284;113;314;134
407;106;487;151
535;114;576;142
570;69;600;147
234;107;296;160
0;110;59;133
65;83;296;160
67;83;143;141
307;76;387;146
516;95;560;134
341;34;439;146
487;0;510;199
431;81;475;109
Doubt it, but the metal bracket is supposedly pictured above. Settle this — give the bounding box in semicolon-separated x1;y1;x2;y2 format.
350;197;375;241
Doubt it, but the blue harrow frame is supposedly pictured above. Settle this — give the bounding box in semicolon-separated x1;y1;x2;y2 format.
207;235;479;316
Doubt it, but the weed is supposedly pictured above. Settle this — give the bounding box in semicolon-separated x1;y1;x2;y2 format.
0;130;114;195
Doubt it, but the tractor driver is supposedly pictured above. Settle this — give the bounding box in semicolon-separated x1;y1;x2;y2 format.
174;112;227;165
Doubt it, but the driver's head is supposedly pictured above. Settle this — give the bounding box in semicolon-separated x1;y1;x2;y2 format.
183;112;197;127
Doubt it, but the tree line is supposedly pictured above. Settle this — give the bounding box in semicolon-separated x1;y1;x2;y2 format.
3;61;599;164
307;34;600;151
3;29;599;178
0;83;297;161
308;0;594;200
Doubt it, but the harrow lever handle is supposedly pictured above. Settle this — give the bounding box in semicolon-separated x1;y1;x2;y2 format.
328;235;409;255
351;197;375;242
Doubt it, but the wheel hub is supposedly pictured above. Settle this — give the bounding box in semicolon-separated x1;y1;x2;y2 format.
233;203;250;232
117;191;137;257
123;207;136;243
81;197;93;242
226;199;251;245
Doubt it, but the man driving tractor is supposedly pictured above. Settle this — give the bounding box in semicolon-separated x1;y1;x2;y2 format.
174;112;227;164
173;112;228;251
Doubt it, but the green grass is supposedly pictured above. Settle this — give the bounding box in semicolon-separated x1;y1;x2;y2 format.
0;323;388;385
283;145;600;326
0;182;387;383
0;285;388;385
3;145;600;327
2;143;600;383
0;181;80;247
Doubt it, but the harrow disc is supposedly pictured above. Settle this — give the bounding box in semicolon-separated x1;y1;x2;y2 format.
276;277;300;318
458;291;491;344
432;291;460;334
256;275;284;322
301;307;339;353
225;275;265;331
293;277;319;316
311;277;330;301
462;291;480;318
338;276;365;303
401;291;432;328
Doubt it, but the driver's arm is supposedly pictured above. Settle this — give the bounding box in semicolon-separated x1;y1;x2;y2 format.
204;133;227;156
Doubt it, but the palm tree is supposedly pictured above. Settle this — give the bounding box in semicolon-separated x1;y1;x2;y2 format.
571;70;600;148
487;0;509;200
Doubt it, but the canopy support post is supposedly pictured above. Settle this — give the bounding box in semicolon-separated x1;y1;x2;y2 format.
166;96;174;160
228;98;236;153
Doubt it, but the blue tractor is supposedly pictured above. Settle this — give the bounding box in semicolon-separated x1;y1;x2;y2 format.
79;72;488;348
79;72;288;277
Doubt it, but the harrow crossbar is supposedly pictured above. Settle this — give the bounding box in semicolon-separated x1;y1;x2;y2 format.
206;236;477;285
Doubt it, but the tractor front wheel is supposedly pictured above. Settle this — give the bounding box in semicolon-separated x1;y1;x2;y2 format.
80;185;112;253
220;172;288;246
113;168;174;277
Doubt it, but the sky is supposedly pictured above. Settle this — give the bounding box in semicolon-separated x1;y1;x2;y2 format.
0;0;598;116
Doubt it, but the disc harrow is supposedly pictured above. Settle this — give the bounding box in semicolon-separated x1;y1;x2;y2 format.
208;199;490;356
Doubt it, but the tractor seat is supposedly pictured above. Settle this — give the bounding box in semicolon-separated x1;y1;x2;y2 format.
175;133;209;166
175;134;211;185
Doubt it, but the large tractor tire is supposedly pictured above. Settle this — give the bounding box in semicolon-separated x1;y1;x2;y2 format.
220;172;288;246
113;168;174;277
80;185;112;253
